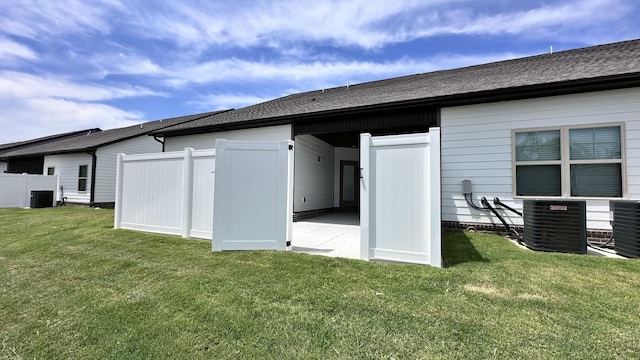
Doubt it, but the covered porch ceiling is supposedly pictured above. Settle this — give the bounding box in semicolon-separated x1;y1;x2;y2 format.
293;106;438;147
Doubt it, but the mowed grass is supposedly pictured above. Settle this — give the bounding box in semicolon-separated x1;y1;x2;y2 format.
1;208;639;359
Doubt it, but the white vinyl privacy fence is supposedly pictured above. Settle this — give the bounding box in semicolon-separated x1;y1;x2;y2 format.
212;139;293;251
114;148;215;239
114;140;294;250
0;173;58;208
115;134;442;267
360;130;442;267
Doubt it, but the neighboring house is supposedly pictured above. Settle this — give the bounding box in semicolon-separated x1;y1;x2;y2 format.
0;111;226;206
150;39;640;239
0;128;101;174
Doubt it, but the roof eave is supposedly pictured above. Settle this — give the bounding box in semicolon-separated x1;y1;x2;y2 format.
0;147;99;159
1;111;229;158
156;72;640;138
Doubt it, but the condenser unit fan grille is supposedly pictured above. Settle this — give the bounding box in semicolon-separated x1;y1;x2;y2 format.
611;201;640;258
523;200;587;254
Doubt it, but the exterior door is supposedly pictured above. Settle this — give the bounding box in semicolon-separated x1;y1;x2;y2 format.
212;139;294;251
359;130;442;267
340;160;359;209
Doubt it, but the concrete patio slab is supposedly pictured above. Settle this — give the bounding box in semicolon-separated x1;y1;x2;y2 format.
292;212;360;260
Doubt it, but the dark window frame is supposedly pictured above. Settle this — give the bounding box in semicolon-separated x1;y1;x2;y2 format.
78;165;88;192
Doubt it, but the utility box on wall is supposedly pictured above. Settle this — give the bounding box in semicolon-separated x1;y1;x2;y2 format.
523;200;587;254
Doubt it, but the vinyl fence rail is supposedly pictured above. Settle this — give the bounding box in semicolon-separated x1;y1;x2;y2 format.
114;148;215;239
0;173;58;208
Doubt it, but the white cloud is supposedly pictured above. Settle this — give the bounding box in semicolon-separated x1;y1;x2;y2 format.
116;0;635;50
0;97;142;144
0;0;635;54
0;71;161;143
0;0;118;39
445;0;632;38
0;38;38;64
0;71;164;101
118;0;444;49
90;52;161;78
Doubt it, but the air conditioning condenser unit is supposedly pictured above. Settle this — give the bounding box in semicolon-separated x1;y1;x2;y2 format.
523;200;587;254
610;200;640;258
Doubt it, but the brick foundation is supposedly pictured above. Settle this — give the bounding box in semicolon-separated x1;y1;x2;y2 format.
442;221;613;245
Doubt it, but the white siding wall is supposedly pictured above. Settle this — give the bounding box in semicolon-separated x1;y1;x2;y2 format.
0;161;7;173
293;135;335;212
164;124;292;151
94;136;160;203
43;153;92;204
334;147;359;207
441;87;640;231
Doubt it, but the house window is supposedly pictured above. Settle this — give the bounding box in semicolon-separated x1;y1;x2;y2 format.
78;165;88;192
47;167;55;175
514;125;623;198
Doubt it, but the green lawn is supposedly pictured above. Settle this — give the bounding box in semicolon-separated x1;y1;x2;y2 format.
1;208;638;359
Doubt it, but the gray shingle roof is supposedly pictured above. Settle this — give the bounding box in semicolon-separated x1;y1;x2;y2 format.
0;128;101;153
154;38;640;136
1;111;228;158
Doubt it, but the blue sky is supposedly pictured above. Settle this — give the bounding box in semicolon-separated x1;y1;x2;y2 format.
1;0;639;144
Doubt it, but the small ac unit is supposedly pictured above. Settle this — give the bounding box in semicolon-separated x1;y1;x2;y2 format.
30;190;54;208
610;200;640;258
523;200;587;254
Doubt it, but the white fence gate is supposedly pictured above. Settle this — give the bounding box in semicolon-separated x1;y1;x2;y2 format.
212;139;294;251
360;130;442;267
0;173;58;208
114;148;215;239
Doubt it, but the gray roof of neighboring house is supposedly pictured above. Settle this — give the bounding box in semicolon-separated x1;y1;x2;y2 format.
153;38;640;137
0;128;101;153
1;111;228;158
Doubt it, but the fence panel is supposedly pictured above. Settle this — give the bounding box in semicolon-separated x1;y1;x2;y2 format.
0;173;58;208
114;148;215;239
360;129;442;267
